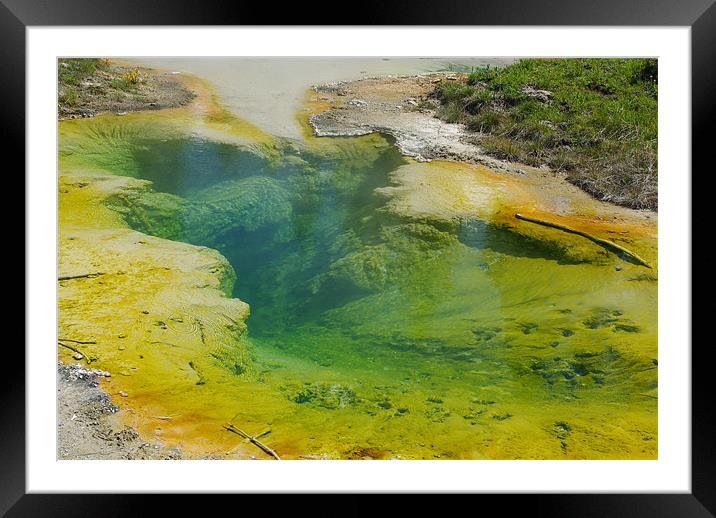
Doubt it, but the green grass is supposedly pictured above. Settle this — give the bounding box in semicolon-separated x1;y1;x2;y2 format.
58;89;78;108
58;58;108;87
110;77;134;92
432;59;658;210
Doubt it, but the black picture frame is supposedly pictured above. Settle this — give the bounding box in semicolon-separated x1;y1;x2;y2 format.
7;0;706;515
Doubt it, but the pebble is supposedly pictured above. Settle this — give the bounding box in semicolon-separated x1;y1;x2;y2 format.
348;98;368;108
118;390;128;397
73;353;83;360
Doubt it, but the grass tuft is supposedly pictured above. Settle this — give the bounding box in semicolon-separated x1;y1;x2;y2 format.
58;58;108;86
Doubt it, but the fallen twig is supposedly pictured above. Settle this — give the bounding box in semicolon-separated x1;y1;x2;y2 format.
58;272;104;281
223;422;281;460
58;341;83;355
58;338;97;363
515;213;652;268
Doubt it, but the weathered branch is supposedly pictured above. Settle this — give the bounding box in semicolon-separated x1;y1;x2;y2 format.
58;341;83;355
223;422;281;460
58;338;97;363
58;272;104;281
515;213;652;268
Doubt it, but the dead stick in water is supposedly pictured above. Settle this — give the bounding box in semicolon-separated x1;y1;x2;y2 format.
223;423;281;460
58;339;98;363
224;423;281;460
58;272;104;281
57;341;92;363
58;341;83;355
515;213;652;268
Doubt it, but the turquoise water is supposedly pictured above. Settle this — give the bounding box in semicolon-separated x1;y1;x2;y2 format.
126;135;601;340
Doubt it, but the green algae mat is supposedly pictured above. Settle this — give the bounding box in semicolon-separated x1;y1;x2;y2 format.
58;95;657;460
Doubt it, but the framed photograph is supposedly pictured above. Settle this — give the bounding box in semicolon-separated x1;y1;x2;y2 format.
9;0;707;513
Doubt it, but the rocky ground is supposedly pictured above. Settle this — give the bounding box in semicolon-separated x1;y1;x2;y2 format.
309;73;528;175
57;363;182;459
58;59;195;120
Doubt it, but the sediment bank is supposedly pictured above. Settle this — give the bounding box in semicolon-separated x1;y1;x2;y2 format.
57;363;182;460
309;73;528;174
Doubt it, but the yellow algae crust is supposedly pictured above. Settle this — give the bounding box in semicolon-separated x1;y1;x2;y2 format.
58;170;261;456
